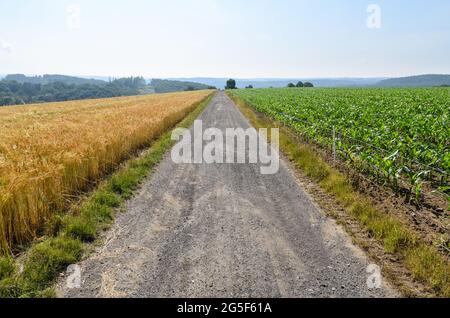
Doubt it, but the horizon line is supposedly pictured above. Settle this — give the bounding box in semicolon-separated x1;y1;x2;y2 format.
1;73;450;81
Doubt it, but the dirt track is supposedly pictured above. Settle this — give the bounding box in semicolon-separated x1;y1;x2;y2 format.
59;91;396;298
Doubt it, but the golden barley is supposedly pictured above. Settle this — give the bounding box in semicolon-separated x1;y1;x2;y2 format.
0;90;213;252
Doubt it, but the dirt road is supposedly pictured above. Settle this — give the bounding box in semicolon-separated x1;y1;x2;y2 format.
59;91;396;298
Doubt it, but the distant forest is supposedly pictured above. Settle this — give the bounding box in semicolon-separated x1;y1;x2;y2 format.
0;75;150;106
150;79;215;93
3;74;107;86
0;75;215;106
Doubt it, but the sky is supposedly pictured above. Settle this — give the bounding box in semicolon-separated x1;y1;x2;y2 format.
0;0;449;78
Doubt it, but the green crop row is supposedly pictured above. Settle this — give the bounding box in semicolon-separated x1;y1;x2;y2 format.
230;87;450;202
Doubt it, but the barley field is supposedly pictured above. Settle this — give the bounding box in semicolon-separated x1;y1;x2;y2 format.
0;90;213;252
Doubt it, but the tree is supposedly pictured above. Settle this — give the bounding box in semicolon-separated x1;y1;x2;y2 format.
245;85;253;89
304;82;314;87
185;86;196;91
287;83;296;88
296;81;304;88
225;79;237;90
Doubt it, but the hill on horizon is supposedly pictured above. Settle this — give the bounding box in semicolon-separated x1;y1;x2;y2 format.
374;74;450;87
150;79;215;93
3;74;107;86
1;74;216;93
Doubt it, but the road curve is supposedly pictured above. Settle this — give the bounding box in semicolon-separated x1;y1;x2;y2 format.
59;91;396;298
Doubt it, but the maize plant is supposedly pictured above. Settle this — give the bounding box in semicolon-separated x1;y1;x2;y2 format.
230;87;450;200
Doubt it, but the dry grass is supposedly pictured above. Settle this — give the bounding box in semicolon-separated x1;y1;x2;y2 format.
0;90;213;252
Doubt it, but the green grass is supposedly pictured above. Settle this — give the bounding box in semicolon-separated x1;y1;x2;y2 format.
349;202;417;254
406;245;450;297
23;237;84;288
0;93;214;298
0;257;15;280
230;93;450;297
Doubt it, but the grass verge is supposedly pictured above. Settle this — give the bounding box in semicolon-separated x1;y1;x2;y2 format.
0;93;214;298
229;93;450;298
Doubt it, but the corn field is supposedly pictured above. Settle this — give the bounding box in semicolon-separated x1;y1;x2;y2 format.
230;88;450;202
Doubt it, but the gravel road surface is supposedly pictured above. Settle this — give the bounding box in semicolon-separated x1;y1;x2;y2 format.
59;91;396;298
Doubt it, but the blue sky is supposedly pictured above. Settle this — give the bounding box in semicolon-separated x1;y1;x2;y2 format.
0;0;449;78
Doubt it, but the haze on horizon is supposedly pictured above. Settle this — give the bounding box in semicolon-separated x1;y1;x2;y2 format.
0;0;449;79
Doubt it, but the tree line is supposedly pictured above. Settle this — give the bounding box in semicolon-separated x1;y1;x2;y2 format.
287;81;314;88
225;79;314;89
0;77;148;106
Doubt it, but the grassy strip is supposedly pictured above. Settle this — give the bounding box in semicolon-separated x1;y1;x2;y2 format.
0;93;214;298
230;93;450;298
